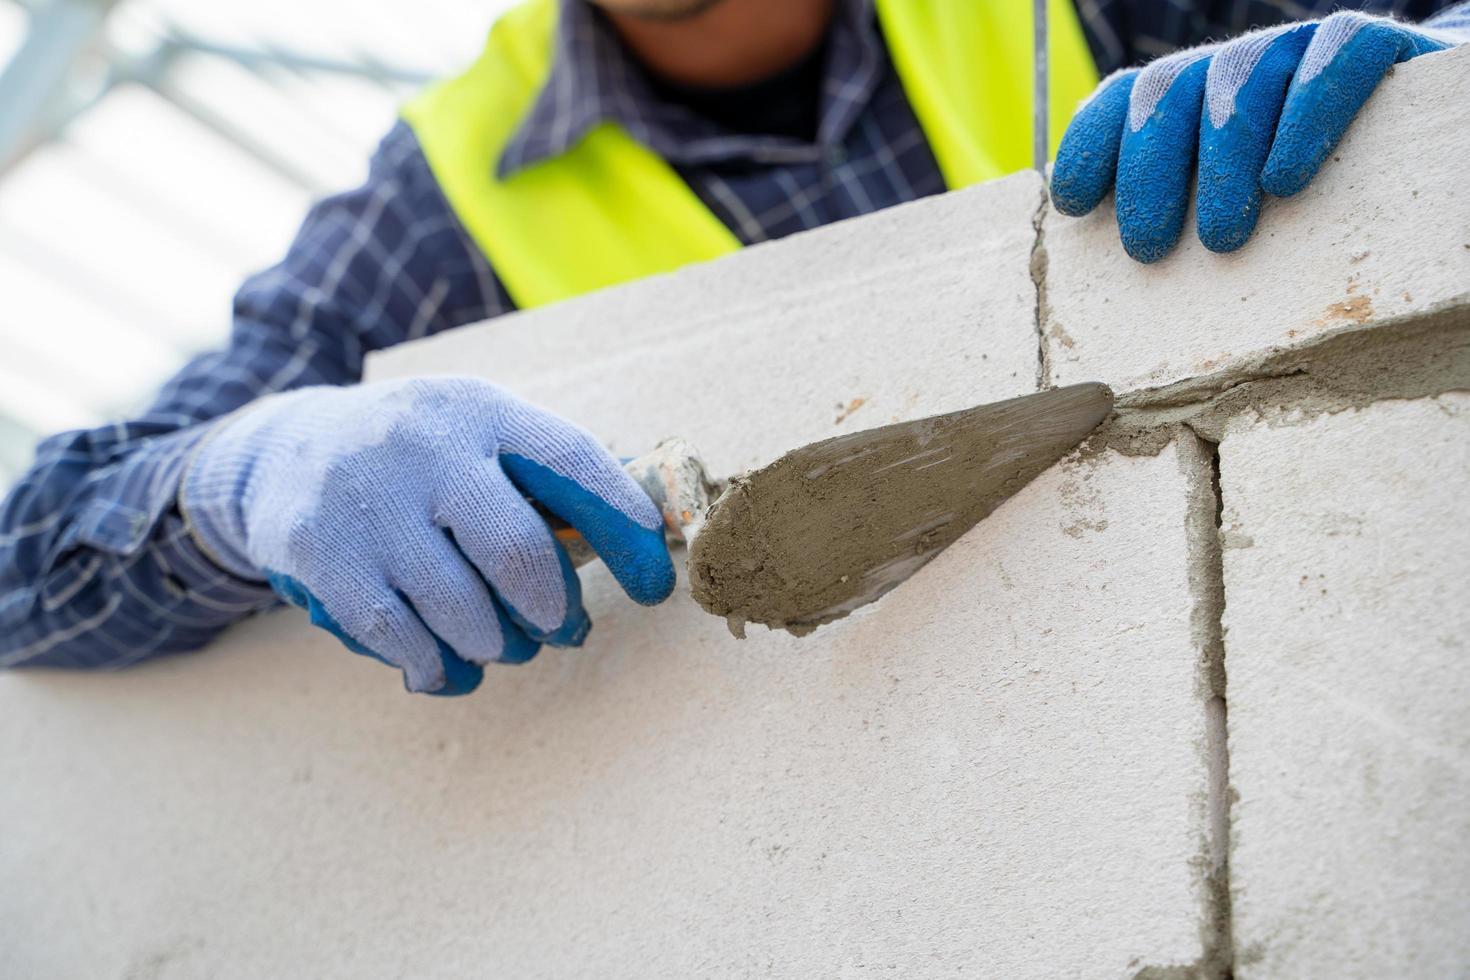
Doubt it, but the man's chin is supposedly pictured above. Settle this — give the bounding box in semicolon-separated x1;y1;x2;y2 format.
589;0;730;21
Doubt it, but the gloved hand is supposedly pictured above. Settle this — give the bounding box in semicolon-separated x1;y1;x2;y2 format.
1050;3;1470;262
180;377;675;696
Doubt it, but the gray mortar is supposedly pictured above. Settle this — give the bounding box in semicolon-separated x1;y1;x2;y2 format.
1178;433;1227;702
1030;185;1053;390
1176;432;1235;980
1087;301;1470;458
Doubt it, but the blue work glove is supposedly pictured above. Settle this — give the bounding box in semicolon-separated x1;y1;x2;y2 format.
180;377;675;696
1050;2;1470;262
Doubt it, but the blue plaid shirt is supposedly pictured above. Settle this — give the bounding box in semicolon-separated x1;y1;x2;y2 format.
0;0;1452;671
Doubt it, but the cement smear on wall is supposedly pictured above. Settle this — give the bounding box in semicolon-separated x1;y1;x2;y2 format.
1087;303;1470;457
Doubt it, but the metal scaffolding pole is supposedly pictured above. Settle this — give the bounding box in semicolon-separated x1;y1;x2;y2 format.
0;0;115;173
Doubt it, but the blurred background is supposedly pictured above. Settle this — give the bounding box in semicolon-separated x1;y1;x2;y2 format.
0;0;518;481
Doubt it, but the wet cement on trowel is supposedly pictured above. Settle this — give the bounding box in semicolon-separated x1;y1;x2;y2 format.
688;384;1113;637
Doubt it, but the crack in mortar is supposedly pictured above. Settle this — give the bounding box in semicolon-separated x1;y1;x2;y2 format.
1030;184;1052;390
1080;302;1470;460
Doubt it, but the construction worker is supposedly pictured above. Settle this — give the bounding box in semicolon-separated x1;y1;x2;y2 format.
3;0;1466;695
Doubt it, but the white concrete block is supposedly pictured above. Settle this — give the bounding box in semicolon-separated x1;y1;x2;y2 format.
367;171;1045;477
1219;394;1470;979
0;439;1218;978
3;27;1465;975
1043;46;1470;394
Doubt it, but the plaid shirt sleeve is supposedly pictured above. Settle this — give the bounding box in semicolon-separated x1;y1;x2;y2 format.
0;122;513;671
1076;0;1461;75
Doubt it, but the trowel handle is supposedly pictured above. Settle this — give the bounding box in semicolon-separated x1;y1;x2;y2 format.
532;437;722;568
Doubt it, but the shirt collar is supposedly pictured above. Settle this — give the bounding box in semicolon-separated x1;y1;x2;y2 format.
497;0;885;179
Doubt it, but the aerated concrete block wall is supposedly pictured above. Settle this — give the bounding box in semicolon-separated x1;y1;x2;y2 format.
2;46;1466;980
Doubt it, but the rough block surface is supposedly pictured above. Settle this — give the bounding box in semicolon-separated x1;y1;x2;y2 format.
1220;395;1470;979
0;441;1214;979
366;171;1044;477
1043;46;1470;394
0;169;1218;976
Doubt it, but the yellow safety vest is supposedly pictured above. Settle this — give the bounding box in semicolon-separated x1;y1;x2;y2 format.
402;0;1097;310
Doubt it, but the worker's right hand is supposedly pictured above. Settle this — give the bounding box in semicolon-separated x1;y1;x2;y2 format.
179;377;676;696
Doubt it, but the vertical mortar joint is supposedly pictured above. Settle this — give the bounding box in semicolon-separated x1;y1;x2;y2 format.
1182;429;1235;979
1030;185;1052;390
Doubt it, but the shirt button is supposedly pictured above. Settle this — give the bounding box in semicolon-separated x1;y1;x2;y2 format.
826;144;847;166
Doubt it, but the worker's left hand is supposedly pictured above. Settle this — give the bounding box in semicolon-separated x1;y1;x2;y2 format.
1049;5;1470;263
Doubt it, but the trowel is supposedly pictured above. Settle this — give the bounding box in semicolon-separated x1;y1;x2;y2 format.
549;383;1113;638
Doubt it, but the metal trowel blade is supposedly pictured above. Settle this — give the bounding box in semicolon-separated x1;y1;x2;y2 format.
687;382;1114;637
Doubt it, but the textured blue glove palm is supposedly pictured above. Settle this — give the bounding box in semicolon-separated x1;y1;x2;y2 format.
1051;3;1470;262
181;378;675;696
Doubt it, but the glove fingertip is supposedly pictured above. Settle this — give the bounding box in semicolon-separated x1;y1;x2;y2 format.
500;599;588;650
1260;112;1335;198
585;522;677;606
266;570;310;609
500;451;676;607
1195;182;1263;253
1119;221;1183;264
420;639;486;697
1049;169;1110;218
1196;143;1265;254
1050;132;1116;215
403;595;491;694
615;528;678;606
1259;155;1313;198
1050;72;1137;217
268;570;486;696
1197;216;1256;254
1123;242;1172;264
537;606;593;648
490;543;592;649
487;600;543;666
268;570;378;660
544;541;593;646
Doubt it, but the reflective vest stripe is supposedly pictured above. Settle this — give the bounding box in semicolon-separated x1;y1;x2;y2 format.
875;0;1099;184
403;0;1099;310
